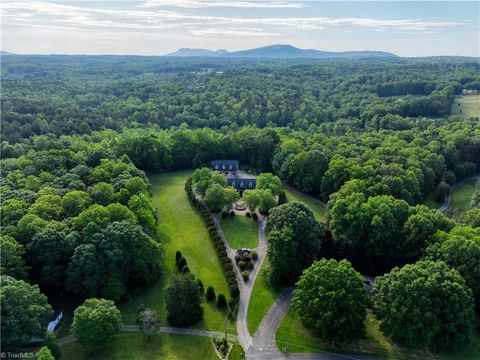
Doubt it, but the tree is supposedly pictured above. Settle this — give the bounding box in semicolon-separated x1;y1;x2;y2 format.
192;168;226;196
223;187;240;210
165;273;203;327
30;229;72;290
243;189;261;212
206;286;216;301
257;173;283;197
36;346;54;360
217;294;227;308
257;189;276;213
426;226;480;320
89;182;114;206
267;201;326;284
330;193;411;273
0;235;27;279
205;184;226;210
292;259;368;341
1;199;29;227
44;332;61;360
288;150;328;195
124;176;148;195
71;298;122;347
1;276;53;351
373;260;475;351
29;195;63;221
463;208;480;228
62;190;91;217
139;308;160;338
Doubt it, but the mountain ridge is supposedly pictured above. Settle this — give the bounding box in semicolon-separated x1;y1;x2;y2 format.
165;44;397;58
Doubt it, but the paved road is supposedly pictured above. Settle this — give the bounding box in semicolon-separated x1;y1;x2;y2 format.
437;174;480;212
247;287;377;360
210;208;268;352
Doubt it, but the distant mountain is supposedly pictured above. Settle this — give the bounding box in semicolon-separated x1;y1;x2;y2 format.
166;48;229;57
1;50;16;56
166;44;397;59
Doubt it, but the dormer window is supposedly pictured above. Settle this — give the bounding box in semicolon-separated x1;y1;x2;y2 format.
215;165;218;169
240;182;244;187
249;182;253;188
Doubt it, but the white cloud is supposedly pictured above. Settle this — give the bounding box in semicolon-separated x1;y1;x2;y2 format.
190;27;280;37
139;0;304;9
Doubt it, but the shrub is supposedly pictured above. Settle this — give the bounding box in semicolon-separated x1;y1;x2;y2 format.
251;251;258;261
181;265;190;273
246;260;254;270
206;286;216;301
230;286;239;299
229;211;235;216
197;279;204;293
175;251;183;265
221;211;228;219
253;213;258;220
235;254;242;263
217;294;227;308
238;261;246;270
177;257;187;271
246;212;251;218
242;271;249;281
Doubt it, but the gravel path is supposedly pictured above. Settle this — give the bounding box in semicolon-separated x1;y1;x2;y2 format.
437;174;480;212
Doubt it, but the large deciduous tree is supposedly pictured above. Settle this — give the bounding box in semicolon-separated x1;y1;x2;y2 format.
267;201;326;284
373;260;475;351
71;298;122;347
292;259;368;341
165;273;203;327
1;276;53;351
0;235;27;279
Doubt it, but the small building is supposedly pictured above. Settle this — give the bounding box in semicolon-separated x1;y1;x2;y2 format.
228;178;256;191
211;160;239;173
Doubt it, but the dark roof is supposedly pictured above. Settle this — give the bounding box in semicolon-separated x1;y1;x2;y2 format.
228;178;256;190
211;160;239;171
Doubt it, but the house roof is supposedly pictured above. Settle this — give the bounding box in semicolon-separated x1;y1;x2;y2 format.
228;178;256;190
226;171;237;179
211;160;239;171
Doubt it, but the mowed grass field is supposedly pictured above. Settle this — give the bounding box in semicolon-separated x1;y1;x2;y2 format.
450;179;479;213
60;332;218;360
276;309;480;360
451;95;480;119
221;215;258;249
284;184;327;222
119;170;234;333
246;260;283;335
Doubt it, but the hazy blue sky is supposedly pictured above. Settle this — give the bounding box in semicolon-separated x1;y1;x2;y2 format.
2;1;479;56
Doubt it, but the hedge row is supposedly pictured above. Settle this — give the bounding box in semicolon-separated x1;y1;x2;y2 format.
185;178;240;300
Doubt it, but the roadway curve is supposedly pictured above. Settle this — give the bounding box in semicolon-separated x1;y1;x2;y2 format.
437;174;480;212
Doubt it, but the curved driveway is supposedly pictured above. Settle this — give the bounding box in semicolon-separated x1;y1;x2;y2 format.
437;174;480;212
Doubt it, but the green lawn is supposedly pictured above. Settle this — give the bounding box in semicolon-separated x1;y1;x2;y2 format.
450;180;479;213
221;215;258;249
284;184;326;222
119;170;235;333
246;260;283;335
228;344;246;360
276;309;480;360
422;194;441;210
451;95;480;119
60;332;218;360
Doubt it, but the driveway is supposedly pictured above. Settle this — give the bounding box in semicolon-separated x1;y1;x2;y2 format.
437;174;480;212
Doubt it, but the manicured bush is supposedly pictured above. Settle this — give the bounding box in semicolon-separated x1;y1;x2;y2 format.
181;265;190;273
197;279;204;293
230;286;239;298
206;286;216;301
238;261;246;270
251;250;258;261
229;211;235;216
177;257;187;271
246;260;254;270
175;251;182;265
217;294;227;308
221;211;228;218
253;213;258;220
242;271;249;281
246;212;251;218
235;254;241;263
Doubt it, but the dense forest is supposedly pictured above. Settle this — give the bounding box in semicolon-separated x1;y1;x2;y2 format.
1;56;480;354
